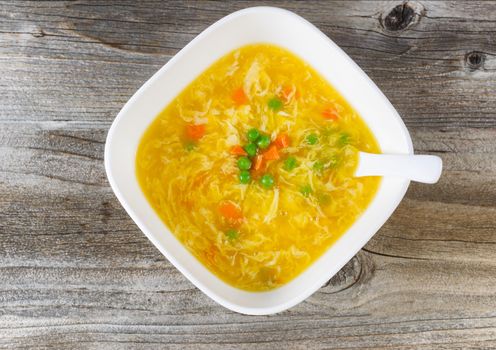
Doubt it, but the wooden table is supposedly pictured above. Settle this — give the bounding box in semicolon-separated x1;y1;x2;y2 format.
1;1;495;348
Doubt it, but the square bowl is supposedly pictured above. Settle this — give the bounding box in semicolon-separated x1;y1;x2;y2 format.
105;6;413;315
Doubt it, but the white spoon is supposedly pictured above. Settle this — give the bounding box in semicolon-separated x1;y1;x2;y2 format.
355;152;443;184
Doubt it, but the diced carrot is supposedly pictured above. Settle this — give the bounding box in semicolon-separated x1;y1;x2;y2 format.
218;201;243;221
253;154;265;171
191;172;208;188
263;144;280;161
181;199;194;210
205;244;218;266
230;145;247;156
274;133;290;149
185;124;206;140
232;87;248;106
281;86;292;102
281;85;299;103
322;106;338;120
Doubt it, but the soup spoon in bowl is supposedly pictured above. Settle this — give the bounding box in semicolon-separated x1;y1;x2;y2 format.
355;152;443;184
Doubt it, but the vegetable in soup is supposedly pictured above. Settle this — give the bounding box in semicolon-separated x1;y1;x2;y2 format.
136;44;381;291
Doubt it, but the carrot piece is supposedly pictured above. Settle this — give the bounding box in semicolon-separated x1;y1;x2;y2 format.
263;144;280;160
274;133;290;149
191;172;208;188
281;86;292;102
218;201;243;221
322;106;338;120
281;85;299;102
205;244;218;266
230;145;247;156
253;154;265;171
232;87;248;106
185;124;206;140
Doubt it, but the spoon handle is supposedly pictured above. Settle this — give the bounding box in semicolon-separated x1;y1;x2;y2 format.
355;152;443;184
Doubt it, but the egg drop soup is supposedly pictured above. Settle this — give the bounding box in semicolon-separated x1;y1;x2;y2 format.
136;44;381;291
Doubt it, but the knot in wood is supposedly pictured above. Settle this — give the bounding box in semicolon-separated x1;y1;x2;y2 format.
31;28;45;38
383;3;416;31
466;51;485;69
321;253;374;293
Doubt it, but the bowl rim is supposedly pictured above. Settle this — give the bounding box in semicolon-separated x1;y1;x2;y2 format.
105;6;413;315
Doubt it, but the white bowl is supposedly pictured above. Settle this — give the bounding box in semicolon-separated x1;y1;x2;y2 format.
105;7;413;315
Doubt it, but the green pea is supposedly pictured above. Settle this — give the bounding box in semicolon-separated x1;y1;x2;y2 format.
313;160;324;173
337;132;350;147
317;193;331;205
184;142;196;151
268;97;283;111
239;170;251;184
226;229;238;240
300;184;312;197
237;156;252;170
260;174;275;189
283;156;298;171
244;143;258;157
306;133;318;145
328;155;339;168
247;128;260;142
257;134;271;149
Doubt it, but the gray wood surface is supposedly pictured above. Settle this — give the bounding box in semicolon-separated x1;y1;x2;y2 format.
1;1;495;348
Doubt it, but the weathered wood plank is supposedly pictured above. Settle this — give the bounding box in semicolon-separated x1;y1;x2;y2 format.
0;1;495;127
1;1;496;349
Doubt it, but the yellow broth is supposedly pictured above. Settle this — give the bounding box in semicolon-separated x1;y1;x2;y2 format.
136;44;381;291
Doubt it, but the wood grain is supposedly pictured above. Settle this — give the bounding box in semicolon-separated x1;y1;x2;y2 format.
1;1;495;348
